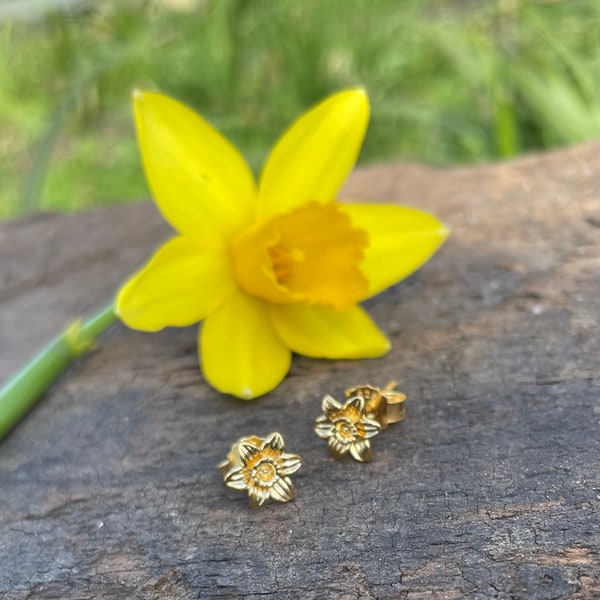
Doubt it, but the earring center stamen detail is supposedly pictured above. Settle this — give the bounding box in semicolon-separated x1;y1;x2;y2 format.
255;461;277;484
335;419;356;440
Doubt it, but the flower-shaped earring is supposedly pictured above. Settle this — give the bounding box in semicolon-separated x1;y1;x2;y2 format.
314;381;406;462
218;432;302;508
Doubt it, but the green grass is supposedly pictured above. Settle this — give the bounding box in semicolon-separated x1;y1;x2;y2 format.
0;0;598;219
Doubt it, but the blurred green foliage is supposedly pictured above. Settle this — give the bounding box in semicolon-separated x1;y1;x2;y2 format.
0;0;598;219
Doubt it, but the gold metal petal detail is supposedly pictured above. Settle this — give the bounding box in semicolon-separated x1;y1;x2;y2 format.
328;436;349;458
224;467;247;490
279;453;302;476
349;439;372;462
314;416;334;439
270;476;294;503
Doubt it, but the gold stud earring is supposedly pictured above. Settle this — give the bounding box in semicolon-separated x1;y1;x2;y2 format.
314;381;406;462
218;432;302;508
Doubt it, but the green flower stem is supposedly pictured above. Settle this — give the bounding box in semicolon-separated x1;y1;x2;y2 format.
0;302;117;442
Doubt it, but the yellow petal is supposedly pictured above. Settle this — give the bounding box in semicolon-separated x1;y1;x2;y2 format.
270;303;390;359
200;293;291;399
116;236;236;331
258;89;369;217
134;90;257;238
342;204;449;298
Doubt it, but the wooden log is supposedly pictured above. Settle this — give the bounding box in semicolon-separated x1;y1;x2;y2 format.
0;142;598;599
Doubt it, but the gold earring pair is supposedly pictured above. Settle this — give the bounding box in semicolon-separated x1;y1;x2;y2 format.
218;382;406;508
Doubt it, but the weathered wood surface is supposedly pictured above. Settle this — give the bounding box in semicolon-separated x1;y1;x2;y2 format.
0;142;599;599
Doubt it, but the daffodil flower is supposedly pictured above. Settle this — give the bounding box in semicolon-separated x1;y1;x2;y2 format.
116;89;448;399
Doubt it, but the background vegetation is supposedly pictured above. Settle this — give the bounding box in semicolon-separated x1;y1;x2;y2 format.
1;0;598;219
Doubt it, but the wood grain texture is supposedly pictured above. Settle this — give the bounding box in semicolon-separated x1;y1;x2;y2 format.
0;142;599;599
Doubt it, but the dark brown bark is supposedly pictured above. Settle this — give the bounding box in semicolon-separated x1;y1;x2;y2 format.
0;142;599;599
